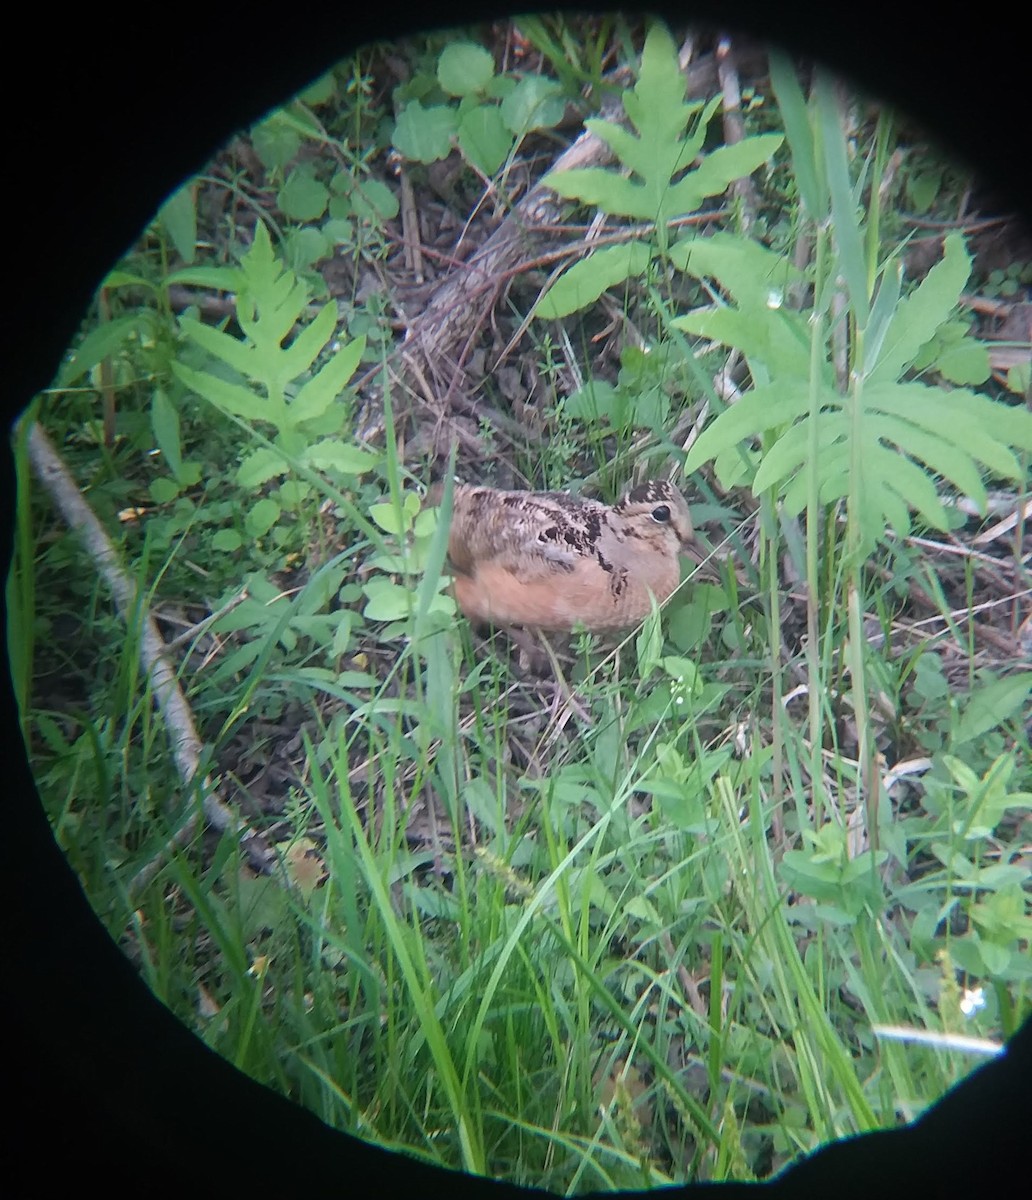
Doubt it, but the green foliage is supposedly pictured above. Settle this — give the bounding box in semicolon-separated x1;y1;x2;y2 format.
391;37;566;176
681;227;1032;556
173;223;377;512
536;23;782;317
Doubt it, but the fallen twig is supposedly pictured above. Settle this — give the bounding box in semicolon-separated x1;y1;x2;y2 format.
26;422;278;894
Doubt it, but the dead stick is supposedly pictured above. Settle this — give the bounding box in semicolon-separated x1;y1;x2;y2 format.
26;422;278;893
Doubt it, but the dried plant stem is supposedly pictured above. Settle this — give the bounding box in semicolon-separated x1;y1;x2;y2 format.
26;422;277;894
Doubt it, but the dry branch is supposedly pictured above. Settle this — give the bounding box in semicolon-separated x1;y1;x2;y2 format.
27;422;278;893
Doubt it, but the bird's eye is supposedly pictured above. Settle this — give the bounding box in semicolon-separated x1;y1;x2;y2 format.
651;505;671;523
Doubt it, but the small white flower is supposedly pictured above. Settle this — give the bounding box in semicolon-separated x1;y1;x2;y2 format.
766;289;783;310
960;986;986;1018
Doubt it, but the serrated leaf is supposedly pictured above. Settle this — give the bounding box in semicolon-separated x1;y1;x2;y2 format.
869;233;972;384
438;42;494;96
237;446;289;488
392;101;457;163
536;242;651;318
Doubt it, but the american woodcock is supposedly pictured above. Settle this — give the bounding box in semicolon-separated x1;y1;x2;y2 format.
426;480;694;632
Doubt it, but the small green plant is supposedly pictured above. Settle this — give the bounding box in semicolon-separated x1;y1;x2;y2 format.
535;23;782;318
392;38;567;176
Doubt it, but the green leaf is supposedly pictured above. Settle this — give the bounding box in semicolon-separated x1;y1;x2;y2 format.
299;71;336;107
58;313;148;386
166;265;243;291
212;529;243;553
535;242;652;318
173;360;266;422
392;101;457;163
158;185;197;264
936;339;990;385
457;103;512;175
150;390;184;482
955;674;1032;745
284;226;330;269
245;497;280;538
816;72;869;328
353;178;399;221
278;165;329;222
769;51;826;219
868;233;972;384
541;25;778;238
671;232;804;311
236;447;288;488
252;117;301;170
302;439;380;475
500;76;565;134
438;42;495;97
363;578;415;621
290;333;365;425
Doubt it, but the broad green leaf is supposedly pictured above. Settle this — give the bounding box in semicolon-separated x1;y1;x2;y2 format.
245;497;280;538
673;303;812;382
179;315;255;379
212;529;243;553
353;178;399;221
363;578;415;621
955;674;1032;745
671;232;804;311
936;339;990;385
438;42;494;97
500;76;565;134
58;313;148;386
173;360;273;424
457;103;511;175
564;380;620;422
284;226;330;269
536;242;651;318
392;101;457;163
868;233;972;384
302;439;379;475
684;380;814;473
276;302;337;384
278;165;329;222
252;117;301;170
237;447;288;488
158;185;197;264
299;72;336;107
150;390;184;481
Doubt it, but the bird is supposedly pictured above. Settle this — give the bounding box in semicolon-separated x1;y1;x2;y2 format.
425;479;694;632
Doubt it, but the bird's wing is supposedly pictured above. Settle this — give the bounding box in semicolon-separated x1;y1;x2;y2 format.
449;492;602;580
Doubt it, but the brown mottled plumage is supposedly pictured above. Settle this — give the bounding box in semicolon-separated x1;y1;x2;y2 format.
425;480;694;631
